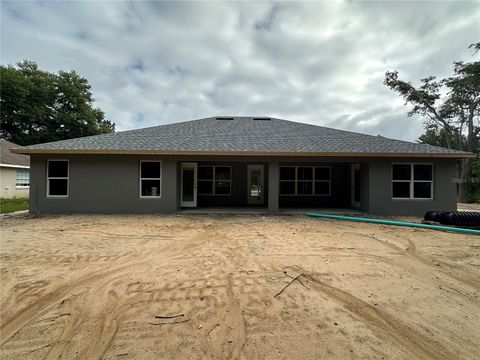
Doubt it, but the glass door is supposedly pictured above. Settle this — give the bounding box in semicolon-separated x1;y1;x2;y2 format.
247;165;264;205
181;162;197;207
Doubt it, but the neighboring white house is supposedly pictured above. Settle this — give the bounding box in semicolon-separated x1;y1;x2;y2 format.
0;139;30;198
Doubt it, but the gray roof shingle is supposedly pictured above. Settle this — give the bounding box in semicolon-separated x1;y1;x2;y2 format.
1;139;30;166
12;116;473;157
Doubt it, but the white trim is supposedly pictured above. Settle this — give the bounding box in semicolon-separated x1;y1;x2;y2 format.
0;163;30;169
139;160;162;198
247;164;265;205
181;162;197;207
47;160;69;198
15;168;30;188
392;163;433;200
197;165;232;196
279;165;331;196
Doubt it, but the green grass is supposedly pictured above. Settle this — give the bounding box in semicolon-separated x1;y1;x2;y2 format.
0;197;29;214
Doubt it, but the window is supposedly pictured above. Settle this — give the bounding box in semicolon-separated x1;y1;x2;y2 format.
198;166;231;195
279;166;331;196
140;161;161;197
47;160;68;197
392;164;433;199
15;169;29;188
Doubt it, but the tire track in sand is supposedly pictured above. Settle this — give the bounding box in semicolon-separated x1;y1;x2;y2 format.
369;235;480;291
0;230;211;348
302;272;458;360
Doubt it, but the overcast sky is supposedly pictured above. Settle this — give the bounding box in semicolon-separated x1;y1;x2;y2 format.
1;1;479;141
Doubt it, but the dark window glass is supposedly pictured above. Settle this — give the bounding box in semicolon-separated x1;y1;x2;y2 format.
297;181;313;194
215;181;230;194
198;166;213;180
198;180;213;194
392;164;411;181
48;161;68;177
414;165;432;181
141;179;161;196
215;167;231;180
315;167;330;181
280;181;295;195
280;167;295;181
315;181;330;195
297;167;313;181
414;182;432;198
141;162;161;178
49;179;68;195
392;182;410;198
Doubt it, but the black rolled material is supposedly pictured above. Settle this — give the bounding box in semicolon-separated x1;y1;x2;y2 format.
424;211;451;223
441;211;480;227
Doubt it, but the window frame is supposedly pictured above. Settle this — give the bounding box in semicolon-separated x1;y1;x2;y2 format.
197;165;232;196
46;159;69;198
139;160;162;198
391;163;433;200
279;165;331;196
15;169;30;189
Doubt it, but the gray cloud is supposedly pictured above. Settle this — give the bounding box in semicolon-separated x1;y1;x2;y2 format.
1;0;478;141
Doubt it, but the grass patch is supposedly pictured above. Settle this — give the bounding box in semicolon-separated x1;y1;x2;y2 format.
0;197;29;214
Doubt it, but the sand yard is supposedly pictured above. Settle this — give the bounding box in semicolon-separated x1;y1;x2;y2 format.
0;214;479;359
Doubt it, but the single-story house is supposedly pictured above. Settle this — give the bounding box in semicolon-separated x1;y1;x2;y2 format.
11;116;474;216
1;139;30;198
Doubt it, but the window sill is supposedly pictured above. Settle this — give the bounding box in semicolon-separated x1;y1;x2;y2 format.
15;186;29;189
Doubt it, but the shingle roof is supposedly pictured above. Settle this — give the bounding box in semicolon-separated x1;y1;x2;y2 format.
0;139;30;167
11;116;473;158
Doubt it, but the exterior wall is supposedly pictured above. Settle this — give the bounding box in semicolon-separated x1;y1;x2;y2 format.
368;158;457;216
0;167;29;198
30;155;177;214
28;154;458;216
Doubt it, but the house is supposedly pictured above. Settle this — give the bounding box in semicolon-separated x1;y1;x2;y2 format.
0;139;30;198
11;116;474;215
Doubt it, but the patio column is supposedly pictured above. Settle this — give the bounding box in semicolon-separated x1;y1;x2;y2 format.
268;160;279;213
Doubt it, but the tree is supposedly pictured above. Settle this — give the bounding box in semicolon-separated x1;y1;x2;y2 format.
384;43;480;202
0;60;115;146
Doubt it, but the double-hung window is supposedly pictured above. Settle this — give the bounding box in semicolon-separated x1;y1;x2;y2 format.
47;160;69;197
198;166;231;195
280;166;331;196
392;164;433;199
140;161;161;197
16;169;30;188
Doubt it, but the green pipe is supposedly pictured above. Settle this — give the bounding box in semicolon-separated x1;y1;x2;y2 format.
305;213;480;236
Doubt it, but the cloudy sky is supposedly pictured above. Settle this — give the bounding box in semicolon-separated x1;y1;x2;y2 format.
1;1;478;141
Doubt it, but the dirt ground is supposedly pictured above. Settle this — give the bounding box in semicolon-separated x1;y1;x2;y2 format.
0;215;479;360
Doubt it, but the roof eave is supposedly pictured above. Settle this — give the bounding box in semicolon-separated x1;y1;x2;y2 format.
10;148;477;158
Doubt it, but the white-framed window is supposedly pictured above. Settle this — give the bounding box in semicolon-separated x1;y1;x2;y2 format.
140;161;162;197
47;160;69;197
279;166;331;196
392;163;433;199
15;169;30;188
198;166;232;195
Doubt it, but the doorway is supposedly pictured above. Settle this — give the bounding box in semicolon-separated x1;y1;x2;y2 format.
351;163;360;208
181;162;197;207
247;165;265;205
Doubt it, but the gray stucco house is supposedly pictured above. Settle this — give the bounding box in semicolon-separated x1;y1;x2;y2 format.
12;116;474;216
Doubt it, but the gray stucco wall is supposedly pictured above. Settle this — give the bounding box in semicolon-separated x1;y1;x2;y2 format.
30;155;177;214
29;154;458;216
367;158;457;216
